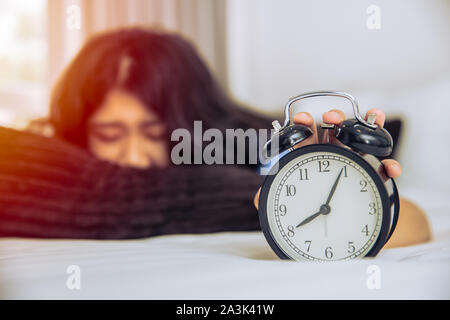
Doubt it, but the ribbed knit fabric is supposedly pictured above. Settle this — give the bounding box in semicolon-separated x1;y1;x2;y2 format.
0;127;264;239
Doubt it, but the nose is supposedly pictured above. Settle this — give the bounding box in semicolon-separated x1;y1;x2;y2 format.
120;136;150;169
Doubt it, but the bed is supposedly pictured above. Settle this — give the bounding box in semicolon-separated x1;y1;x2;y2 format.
0;186;448;300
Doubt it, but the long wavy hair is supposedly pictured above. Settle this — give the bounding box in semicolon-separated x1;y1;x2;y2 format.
49;27;271;151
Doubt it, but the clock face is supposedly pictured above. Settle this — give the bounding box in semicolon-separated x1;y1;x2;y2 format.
262;146;384;261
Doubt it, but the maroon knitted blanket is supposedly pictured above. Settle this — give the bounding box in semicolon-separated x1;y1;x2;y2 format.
0;127;263;239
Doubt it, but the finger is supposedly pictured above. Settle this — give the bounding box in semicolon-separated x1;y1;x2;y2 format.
322;109;346;125
382;159;402;178
292;112;319;147
322;109;346;145
365;108;385;127
25;121;55;138
293;111;315;127
254;187;261;210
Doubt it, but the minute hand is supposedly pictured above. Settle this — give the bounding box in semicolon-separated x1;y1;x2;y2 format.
324;167;344;206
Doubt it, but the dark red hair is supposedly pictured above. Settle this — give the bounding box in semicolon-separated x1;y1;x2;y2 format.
50;27;270;149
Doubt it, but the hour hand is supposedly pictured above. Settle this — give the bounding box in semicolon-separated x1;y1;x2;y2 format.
296;204;330;228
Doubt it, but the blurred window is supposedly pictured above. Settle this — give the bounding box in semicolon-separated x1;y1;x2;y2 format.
0;0;47;128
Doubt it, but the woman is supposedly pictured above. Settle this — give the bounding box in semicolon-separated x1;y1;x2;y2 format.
0;28;430;247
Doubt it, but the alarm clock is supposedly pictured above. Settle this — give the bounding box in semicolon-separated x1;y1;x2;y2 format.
258;91;399;261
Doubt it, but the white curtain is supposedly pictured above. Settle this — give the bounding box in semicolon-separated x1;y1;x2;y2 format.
48;0;228;91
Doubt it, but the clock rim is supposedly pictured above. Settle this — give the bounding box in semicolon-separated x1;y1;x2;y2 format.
258;143;392;261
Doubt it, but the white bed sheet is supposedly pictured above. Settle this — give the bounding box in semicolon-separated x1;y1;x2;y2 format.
0;187;449;300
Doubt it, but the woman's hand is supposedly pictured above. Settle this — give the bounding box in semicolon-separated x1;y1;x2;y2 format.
25;117;55;138
253;108;402;209
253;108;432;248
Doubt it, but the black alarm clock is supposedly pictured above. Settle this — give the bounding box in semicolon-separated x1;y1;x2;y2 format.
258;91;399;261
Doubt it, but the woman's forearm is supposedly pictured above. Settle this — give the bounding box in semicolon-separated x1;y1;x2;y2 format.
384;198;432;248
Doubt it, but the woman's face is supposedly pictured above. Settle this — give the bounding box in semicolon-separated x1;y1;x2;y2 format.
87;89;169;169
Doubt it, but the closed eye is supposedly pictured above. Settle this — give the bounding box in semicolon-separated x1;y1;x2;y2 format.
90;122;127;143
140;121;166;140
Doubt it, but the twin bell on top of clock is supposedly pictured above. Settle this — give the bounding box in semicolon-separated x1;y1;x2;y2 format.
258;91;399;262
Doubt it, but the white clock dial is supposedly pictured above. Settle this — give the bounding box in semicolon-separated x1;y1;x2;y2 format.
266;151;383;261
